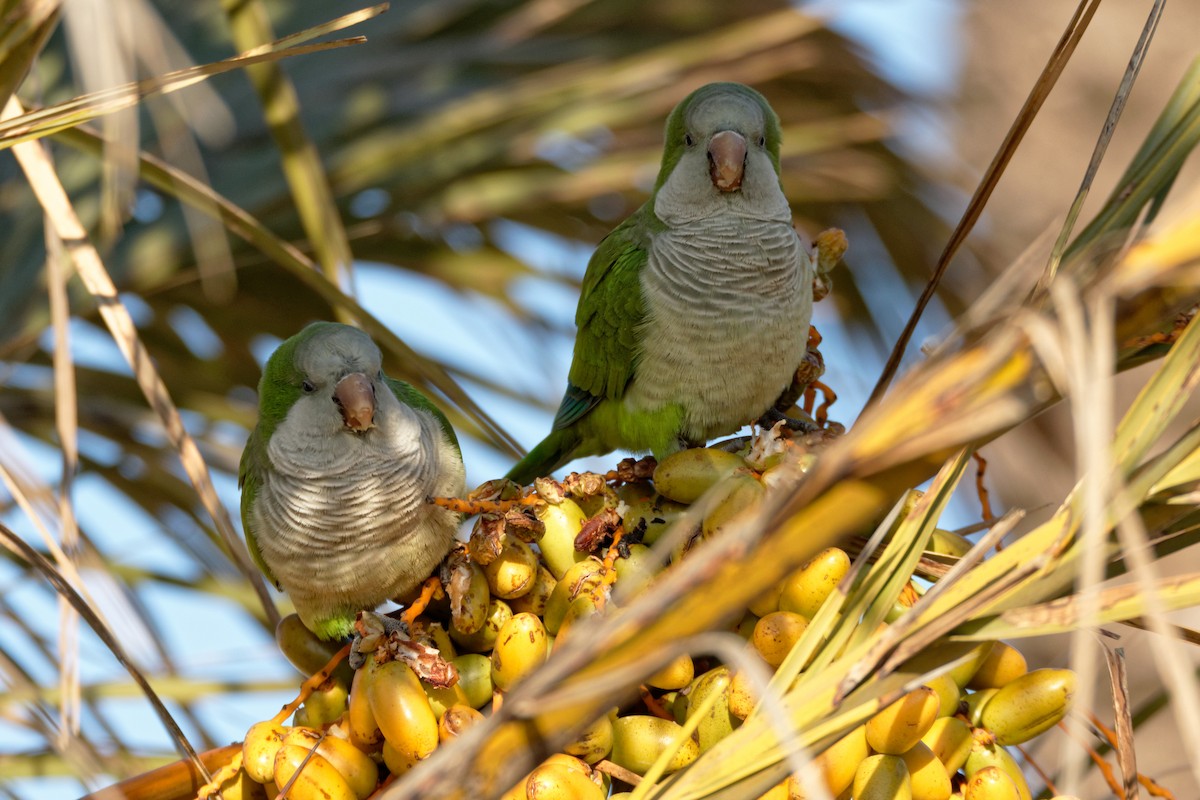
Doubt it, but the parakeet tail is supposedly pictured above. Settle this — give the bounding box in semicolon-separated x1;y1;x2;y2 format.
505;428;582;485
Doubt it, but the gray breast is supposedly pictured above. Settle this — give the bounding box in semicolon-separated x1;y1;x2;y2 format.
256;405;439;586
628;216;813;441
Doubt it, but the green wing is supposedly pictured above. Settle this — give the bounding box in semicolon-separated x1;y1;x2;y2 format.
385;376;462;457
237;429;280;588
554;207;655;430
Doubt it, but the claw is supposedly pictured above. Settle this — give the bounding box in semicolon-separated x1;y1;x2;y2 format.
757;406;821;434
348;611;408;670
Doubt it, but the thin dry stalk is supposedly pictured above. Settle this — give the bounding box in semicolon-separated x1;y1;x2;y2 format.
45;223;81;745
5;94;283;628
1103;646;1139;800
1044;0;1167;280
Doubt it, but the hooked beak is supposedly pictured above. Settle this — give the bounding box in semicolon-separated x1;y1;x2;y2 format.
334;373;376;432
708;130;747;192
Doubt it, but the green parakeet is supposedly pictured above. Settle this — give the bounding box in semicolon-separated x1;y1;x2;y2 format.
506;82;816;484
239;322;465;641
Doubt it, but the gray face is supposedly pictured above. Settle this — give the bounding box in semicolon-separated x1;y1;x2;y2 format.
653;92;791;226
296;325;382;386
291;325;385;435
688;91;767;143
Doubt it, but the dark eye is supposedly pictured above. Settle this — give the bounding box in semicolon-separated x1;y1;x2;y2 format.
684;133;694;147
302;379;316;393
758;135;766;147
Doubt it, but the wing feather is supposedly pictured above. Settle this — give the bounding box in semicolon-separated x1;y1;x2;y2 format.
553;208;656;430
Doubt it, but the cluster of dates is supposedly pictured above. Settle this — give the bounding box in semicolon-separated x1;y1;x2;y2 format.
755;640;1077;800
213;440;1075;800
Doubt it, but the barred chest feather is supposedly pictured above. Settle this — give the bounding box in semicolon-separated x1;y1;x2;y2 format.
628;215;813;442
253;401;459;610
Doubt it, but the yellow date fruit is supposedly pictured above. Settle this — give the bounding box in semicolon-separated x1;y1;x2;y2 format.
281;727;379;800
853;753;912;800
209;768;268;800
945;642;997;689
535;497;590;579
422;621;457;660
865;686;940;755
301;678;349;728
450;597;513;653
363;659;439;767
899;741;952;800
779;547;850;619
964;766;1021;800
924;674;962;718
967;642;1028;690
273;743;356;800
484;538;539;600
813;724;871;797
451;652;494;709
645;653;694;691
748;580;784;617
980;668;1075;746
347;665;383;751
242;721;290;784
423;678;470;720
564;711;614;765
439;704;485;742
508;565;557;617
964;688;998;727
619;486;688;547
610;715;699;776
543;557;604;635
449;559;491;636
613;543;658;591
685;667;737;753
492;611;550;691
701;471;765;539
733;611;758;642
929;528;974;558
965;739;1031;800
275;613;352;683
652;447;745;504
524;758;606;800
920;716;972;774
752;610;809;668
556;590;606;643
727;664;760;721
381;739;423;778
756;778;790;800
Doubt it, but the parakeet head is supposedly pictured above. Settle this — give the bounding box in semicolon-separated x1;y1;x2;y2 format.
256;322;384;439
652;82;789;225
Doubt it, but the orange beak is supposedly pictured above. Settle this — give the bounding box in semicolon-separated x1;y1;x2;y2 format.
708;130;747;192
334;373;375;432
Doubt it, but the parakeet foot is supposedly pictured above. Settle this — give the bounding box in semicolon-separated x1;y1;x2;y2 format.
347;610;459;686
348;611;408;670
758;406;821;434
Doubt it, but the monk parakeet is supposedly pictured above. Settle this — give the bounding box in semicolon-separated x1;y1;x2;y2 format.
506;82;815;484
239;322;465;641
